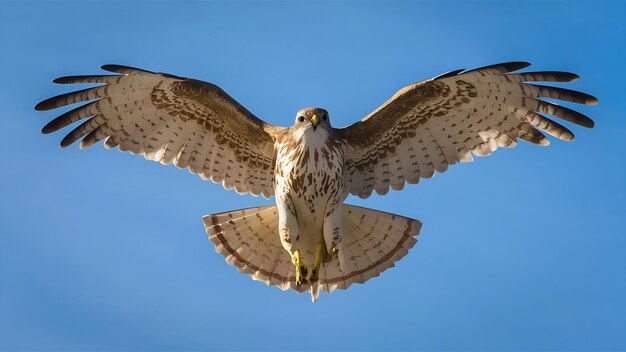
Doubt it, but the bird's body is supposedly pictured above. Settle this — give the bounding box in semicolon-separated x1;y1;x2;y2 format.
273;108;347;286
36;62;597;301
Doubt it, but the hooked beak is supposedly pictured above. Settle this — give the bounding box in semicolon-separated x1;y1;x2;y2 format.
310;114;319;129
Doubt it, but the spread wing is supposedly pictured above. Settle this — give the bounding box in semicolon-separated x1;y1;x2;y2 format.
341;62;597;199
36;65;283;198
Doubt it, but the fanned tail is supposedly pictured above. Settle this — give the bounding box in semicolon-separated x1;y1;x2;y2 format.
203;205;302;292
317;205;422;295
203;204;422;301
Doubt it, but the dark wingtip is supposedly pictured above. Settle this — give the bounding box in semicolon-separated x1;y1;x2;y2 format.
501;61;532;72
464;61;531;75
579;113;595;128
100;64;154;74
52;77;70;84
34;98;54;111
59;134;75;148
41;121;56;134
100;64;124;72
53;74;118;84
581;118;595;128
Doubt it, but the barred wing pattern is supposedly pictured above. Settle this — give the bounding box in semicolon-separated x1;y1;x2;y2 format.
341;62;597;199
36;65;280;198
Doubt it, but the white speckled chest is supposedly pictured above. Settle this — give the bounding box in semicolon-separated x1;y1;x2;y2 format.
274;128;346;230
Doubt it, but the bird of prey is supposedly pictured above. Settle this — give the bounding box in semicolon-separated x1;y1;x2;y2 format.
36;62;596;301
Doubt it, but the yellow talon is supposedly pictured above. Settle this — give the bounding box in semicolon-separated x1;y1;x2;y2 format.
292;249;304;285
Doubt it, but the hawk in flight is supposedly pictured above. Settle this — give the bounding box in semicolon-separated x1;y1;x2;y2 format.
36;62;596;301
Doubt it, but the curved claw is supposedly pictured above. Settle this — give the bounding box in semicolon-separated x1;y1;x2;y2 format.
308;242;324;283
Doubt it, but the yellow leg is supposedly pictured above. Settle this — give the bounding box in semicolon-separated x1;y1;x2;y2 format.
309;241;324;283
292;249;304;285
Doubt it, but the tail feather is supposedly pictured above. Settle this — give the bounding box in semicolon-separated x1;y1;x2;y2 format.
203;204;422;301
207;206;274;251
204;205;292;288
321;205;421;292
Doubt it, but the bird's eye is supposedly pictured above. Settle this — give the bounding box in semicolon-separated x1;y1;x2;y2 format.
298;116;305;122
322;114;328;121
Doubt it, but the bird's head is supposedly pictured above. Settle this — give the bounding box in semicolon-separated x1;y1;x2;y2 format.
293;107;331;132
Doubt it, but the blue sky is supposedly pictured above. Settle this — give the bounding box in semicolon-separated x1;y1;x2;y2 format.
1;1;625;350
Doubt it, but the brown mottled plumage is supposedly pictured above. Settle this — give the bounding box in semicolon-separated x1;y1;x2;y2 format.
37;62;596;301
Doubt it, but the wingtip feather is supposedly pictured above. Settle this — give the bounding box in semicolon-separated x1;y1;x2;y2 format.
59;133;78;148
585;119;596;128
587;95;599;106
499;61;532;72
464;61;531;75
100;64;154;74
34;99;52;111
567;73;580;82
52;77;71;84
52;75;113;84
41;122;56;134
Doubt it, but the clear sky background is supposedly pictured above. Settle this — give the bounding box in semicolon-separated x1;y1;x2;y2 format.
1;1;625;351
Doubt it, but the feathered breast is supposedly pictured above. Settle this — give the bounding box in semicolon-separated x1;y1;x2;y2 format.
274;128;346;217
